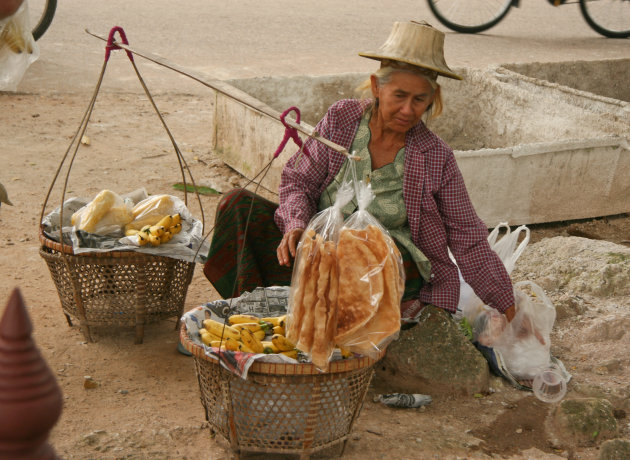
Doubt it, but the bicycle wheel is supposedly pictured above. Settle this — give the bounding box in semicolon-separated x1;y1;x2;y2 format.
580;0;630;38
427;0;514;34
29;0;57;41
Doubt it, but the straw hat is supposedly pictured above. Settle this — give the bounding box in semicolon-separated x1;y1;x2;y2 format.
359;20;462;80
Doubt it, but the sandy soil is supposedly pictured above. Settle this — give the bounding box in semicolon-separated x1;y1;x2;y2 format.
1;90;629;460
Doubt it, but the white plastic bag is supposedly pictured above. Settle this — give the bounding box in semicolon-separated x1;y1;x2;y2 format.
455;222;530;321
489;281;556;380
0;1;39;91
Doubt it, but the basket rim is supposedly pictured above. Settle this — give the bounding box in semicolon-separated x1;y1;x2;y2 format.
39;226;198;264
179;322;382;376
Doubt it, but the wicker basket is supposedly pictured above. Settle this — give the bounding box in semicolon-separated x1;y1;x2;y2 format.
180;323;380;460
38;44;205;344
40;231;195;343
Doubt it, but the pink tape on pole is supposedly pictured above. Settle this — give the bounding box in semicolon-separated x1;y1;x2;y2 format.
104;26;134;62
273;106;306;158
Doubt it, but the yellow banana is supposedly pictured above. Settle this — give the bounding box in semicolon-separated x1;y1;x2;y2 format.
148;233;161;247
160;230;173;244
210;340;226;350
339;347;353;359
149;225;165;237
273;325;286;336
262;315;286;328
240;328;264;354
271;334;295;352
140;225;151;233
199;328;215;346
232;322;262;333
171;213;181;226
228;314;261;325
261;341;279;354
253;329;266;341
199;328;223;343
137;232;149;246
239;342;256;353
170;223;182;234
280;349;298;359
155;214;174;229
224;337;241;351
203;319;241;340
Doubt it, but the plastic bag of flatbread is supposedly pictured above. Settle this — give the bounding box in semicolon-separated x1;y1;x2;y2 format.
334;177;404;359
286;174;354;372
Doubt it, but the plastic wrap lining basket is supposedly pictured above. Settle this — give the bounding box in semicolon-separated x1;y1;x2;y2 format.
180;322;380;459
40;230;195;344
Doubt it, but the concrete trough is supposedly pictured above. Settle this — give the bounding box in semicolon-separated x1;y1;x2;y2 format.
207;65;629;228
498;58;630;112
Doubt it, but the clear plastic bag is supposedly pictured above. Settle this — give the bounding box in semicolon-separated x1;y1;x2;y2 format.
286;172;354;372
71;189;134;236
0;1;39;91
334;175;404;359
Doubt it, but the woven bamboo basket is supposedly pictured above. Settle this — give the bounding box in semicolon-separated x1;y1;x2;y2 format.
180;322;380;460
40;230;195;344
38;39;203;344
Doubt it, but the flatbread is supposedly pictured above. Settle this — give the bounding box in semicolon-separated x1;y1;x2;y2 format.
335;228;384;345
295;234;322;352
342;225;402;355
343;239;401;355
310;241;337;371
286;229;315;344
365;225;404;305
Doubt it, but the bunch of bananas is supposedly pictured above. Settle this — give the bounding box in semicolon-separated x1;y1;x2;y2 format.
198;314;298;358
125;214;182;247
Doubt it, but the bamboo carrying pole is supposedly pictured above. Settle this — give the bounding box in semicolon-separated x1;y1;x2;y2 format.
85;29;352;159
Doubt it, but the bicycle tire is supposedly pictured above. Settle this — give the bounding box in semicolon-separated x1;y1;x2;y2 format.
579;0;630;39
427;0;514;34
32;0;57;41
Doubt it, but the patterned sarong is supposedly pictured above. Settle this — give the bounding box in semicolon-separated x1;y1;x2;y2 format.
204;188;424;302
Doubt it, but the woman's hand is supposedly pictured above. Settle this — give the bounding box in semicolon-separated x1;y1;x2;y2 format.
277;228;304;267
504;304;546;345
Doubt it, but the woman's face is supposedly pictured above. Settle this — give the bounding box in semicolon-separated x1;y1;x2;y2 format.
371;71;435;134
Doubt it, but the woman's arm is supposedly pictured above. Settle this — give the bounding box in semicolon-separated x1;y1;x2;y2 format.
436;152;515;313
274;107;338;234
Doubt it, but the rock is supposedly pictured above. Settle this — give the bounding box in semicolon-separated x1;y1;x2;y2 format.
511;237;630;297
554;293;587;321
372;305;489;397
548;398;618;448
599;439;630;460
83;376;98;389
583;317;630;343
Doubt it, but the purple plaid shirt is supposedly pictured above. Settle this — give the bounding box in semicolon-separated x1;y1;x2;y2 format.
275;99;514;313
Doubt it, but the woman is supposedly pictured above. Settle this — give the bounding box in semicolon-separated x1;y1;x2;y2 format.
204;21;516;322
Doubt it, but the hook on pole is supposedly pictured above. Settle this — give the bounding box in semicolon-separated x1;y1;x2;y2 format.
105;26;134;62
273;106;306;158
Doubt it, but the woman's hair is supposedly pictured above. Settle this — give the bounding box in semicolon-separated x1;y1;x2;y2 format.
356;63;443;120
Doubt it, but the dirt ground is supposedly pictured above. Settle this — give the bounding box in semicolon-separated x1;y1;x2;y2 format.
1;90;629;460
